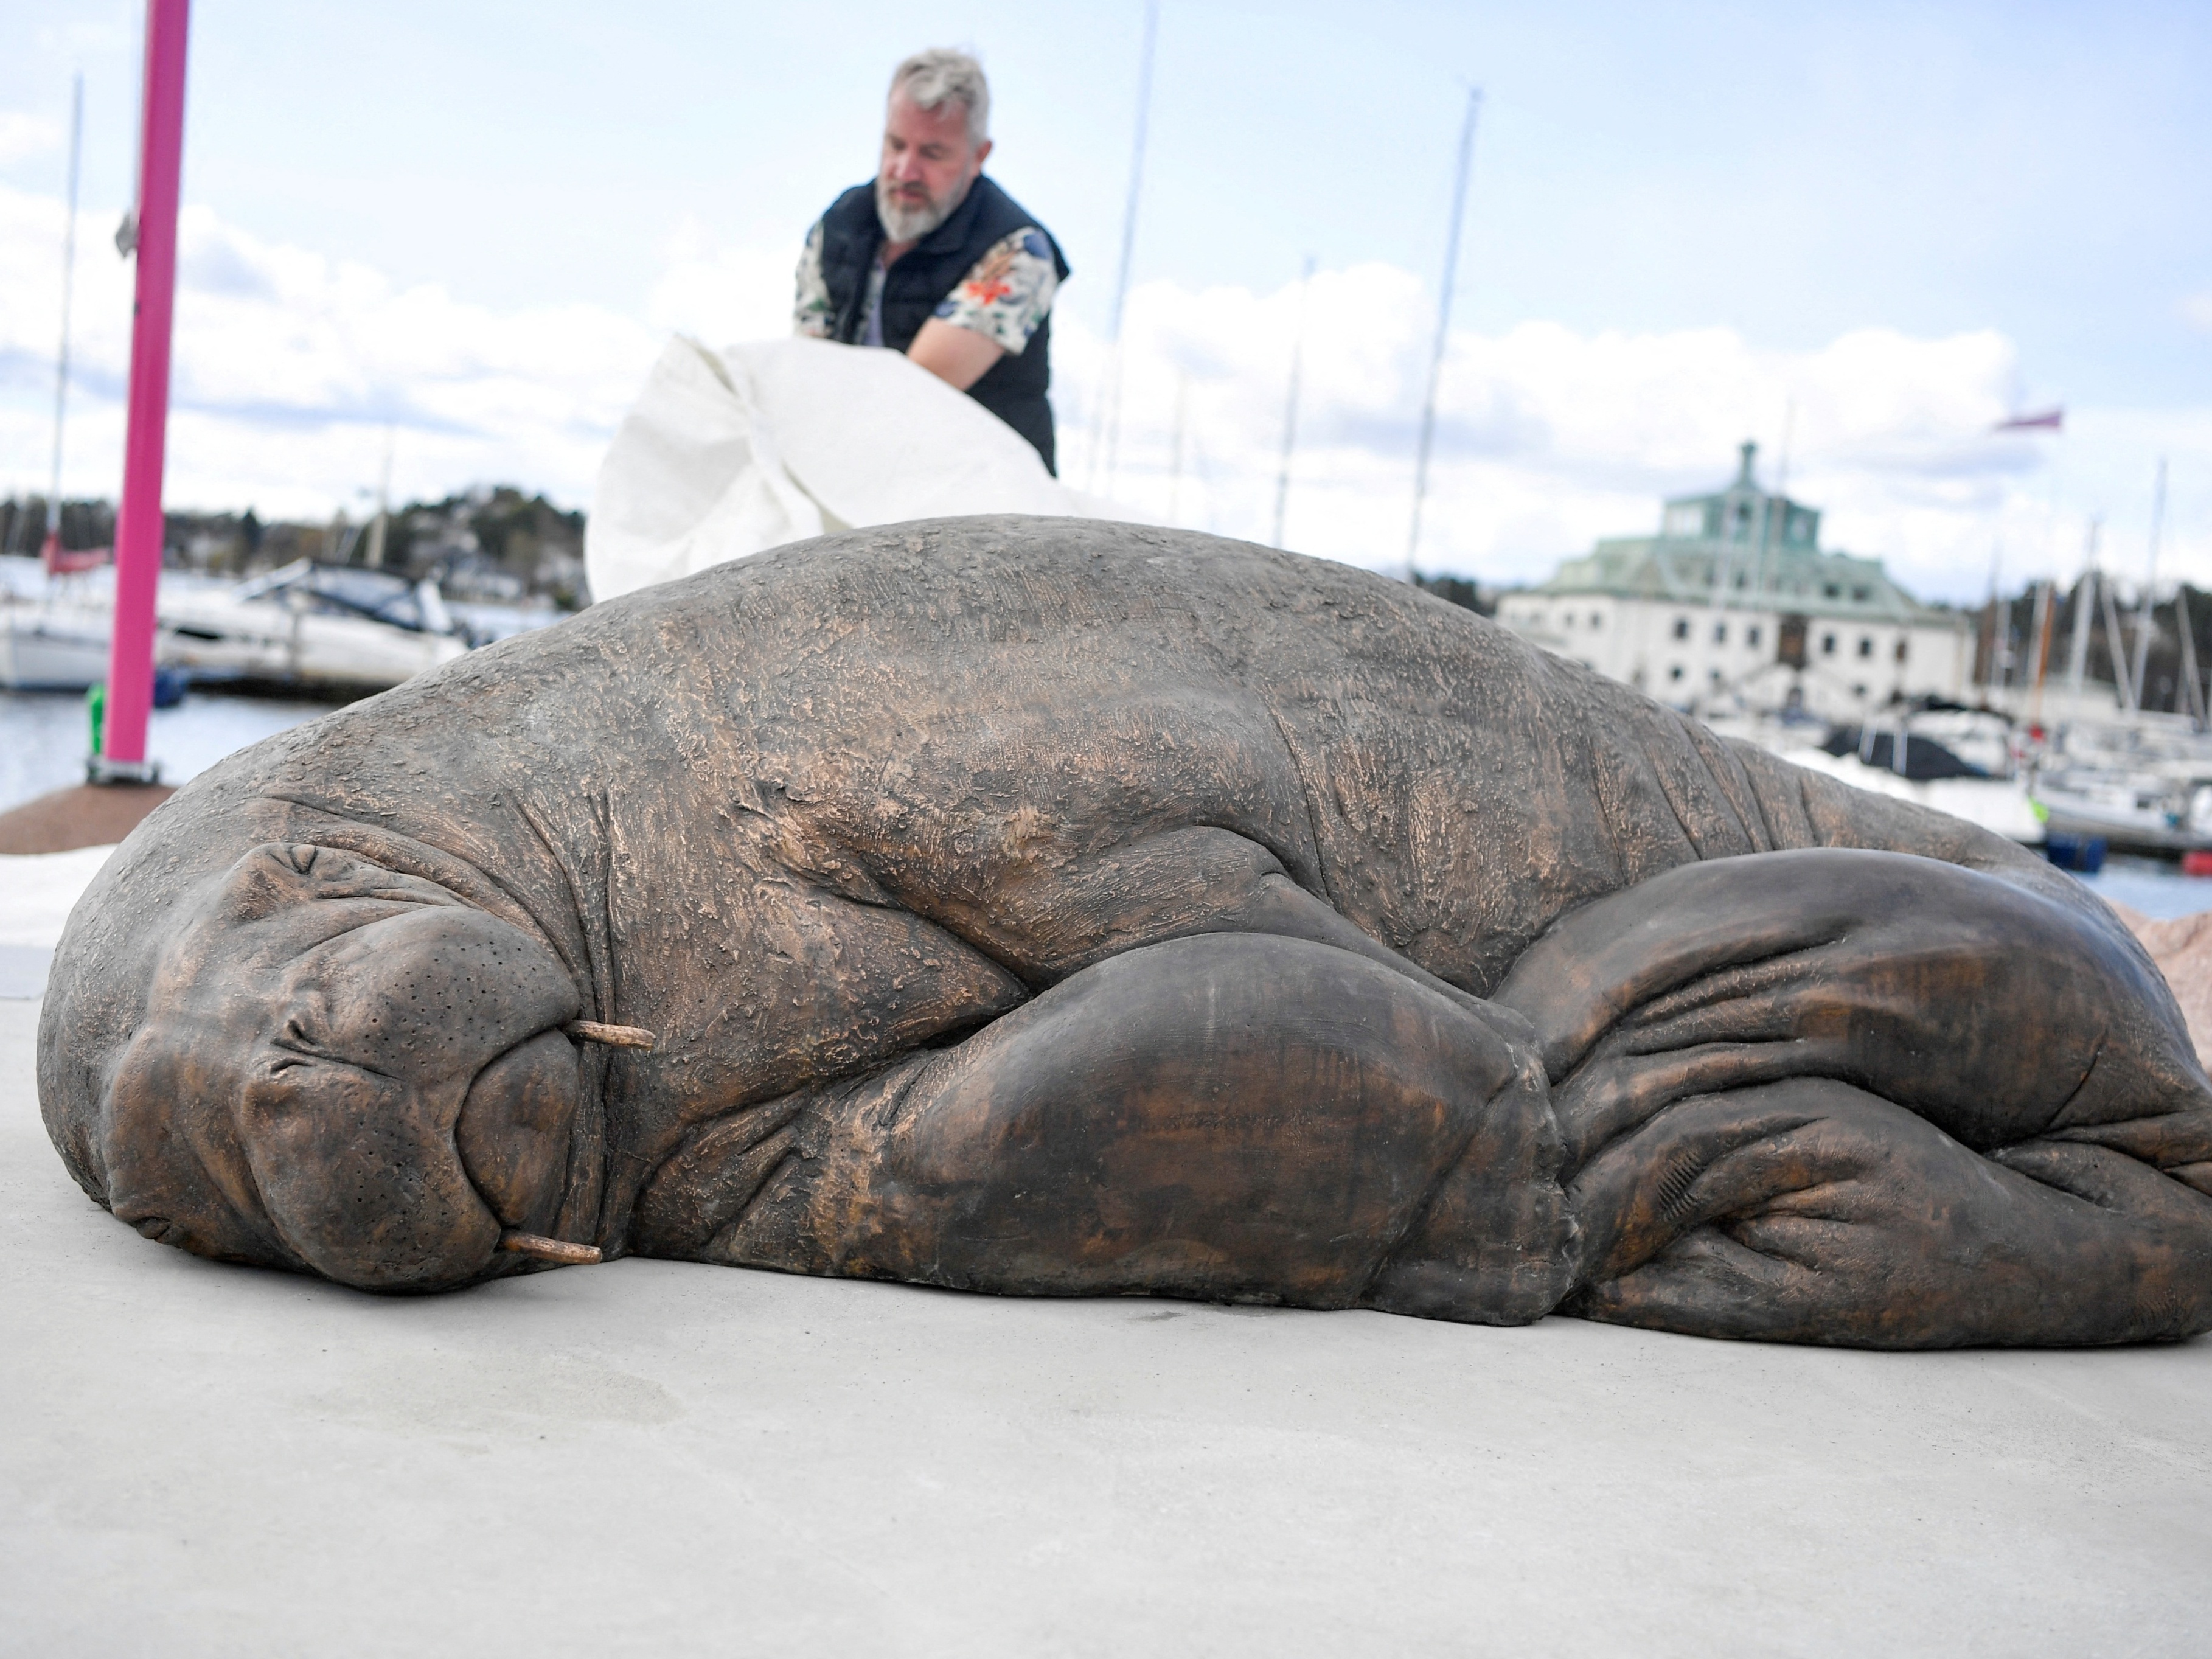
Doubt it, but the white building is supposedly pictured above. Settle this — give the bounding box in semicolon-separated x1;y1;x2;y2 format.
1497;445;1972;721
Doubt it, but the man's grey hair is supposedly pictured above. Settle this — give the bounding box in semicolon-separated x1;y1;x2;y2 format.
889;48;990;148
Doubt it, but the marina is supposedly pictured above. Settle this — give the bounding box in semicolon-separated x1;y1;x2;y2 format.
1504;449;2212;870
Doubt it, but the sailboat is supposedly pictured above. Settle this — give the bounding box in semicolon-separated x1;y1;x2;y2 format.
2;77;117;693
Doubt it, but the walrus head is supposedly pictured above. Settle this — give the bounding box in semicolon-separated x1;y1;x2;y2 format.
57;841;593;1291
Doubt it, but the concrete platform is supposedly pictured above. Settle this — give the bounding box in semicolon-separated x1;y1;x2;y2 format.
3;995;2208;1657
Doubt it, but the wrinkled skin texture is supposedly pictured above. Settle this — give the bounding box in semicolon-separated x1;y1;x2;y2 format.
37;519;2212;1343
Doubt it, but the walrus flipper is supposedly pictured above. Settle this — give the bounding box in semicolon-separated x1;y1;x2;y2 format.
1496;848;2212;1346
644;933;1576;1325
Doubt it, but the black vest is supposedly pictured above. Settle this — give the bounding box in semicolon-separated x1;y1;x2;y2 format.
816;176;1069;474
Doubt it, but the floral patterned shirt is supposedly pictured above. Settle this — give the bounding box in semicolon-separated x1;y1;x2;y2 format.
793;220;1059;356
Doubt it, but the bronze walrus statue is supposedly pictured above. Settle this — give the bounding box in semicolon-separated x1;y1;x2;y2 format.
37;518;2212;1346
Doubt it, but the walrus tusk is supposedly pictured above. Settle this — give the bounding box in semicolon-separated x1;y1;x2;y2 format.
498;1231;603;1265
562;1020;656;1049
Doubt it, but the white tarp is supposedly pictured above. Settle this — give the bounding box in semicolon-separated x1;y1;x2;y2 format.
586;336;1119;602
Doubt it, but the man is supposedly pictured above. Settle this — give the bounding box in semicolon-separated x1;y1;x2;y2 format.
795;49;1070;473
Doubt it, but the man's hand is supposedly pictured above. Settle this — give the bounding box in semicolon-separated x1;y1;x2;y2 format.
907;318;1004;391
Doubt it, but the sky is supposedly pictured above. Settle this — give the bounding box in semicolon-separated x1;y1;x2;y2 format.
1;0;2208;602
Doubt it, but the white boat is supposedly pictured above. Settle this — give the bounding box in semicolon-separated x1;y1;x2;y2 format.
0;557;471;696
157;562;471;693
2029;717;2212;855
1712;708;2045;846
1787;745;2046;844
2033;768;2212;854
1;600;111;690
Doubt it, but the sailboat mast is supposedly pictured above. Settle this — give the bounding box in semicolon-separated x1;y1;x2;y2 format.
1087;0;1159;496
364;423;395;568
1166;369;1189;526
2175;583;2203;726
1978;541;2002;701
1271;255;1316;548
2129;457;2168;709
2101;558;2137;714
44;74;84;557
2064;517;2098;713
2028;579;2055;725
1405;86;1481;578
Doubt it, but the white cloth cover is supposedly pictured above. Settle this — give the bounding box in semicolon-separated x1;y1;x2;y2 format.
586;336;1118;602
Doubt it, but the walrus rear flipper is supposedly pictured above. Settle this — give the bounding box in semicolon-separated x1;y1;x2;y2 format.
1568;1080;2212;1346
1495;848;2212;1346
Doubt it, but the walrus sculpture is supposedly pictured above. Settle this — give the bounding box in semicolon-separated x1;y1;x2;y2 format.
38;519;2212;1346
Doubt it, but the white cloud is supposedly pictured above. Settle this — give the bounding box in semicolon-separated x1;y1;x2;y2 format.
30;12;137;58
1061;271;2212;605
0;112;61;165
0;186;660;520
2;183;2205;605
2183;291;2212;335
644;216;795;343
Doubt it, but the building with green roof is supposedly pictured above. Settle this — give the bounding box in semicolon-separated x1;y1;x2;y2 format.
1496;443;1971;718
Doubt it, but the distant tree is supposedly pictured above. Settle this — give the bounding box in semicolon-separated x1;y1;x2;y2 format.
1413;571;1493;617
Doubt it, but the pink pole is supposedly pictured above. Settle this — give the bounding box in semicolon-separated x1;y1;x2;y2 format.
101;0;190;776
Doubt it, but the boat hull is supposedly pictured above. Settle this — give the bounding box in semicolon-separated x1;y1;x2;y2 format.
1;611;111;692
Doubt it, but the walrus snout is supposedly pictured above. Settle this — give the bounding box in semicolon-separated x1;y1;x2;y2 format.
89;842;600;1292
240;907;585;1289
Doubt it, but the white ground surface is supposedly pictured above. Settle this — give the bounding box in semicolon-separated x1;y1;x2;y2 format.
0;846;113;998
4;996;2209;1656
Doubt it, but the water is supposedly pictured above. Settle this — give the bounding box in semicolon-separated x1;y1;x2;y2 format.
0;688;334;812
2073;855;2212;921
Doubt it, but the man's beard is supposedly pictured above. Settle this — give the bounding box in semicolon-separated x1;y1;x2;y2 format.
876;172;972;243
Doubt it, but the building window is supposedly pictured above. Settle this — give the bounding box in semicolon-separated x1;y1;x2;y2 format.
1821;633;1838;656
1747;625;1762;647
1852;684;1867;698
1672;617;1690;640
1895;639;1908;664
1857;636;1874;658
1590;611;1602;629
1852;586;1871;603
1713;622;1727;644
1824;584;1841;599
1669;665;1685;681
1563;613;1574;629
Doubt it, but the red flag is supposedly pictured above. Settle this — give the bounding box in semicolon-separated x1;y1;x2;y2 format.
1993;408;2064;433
